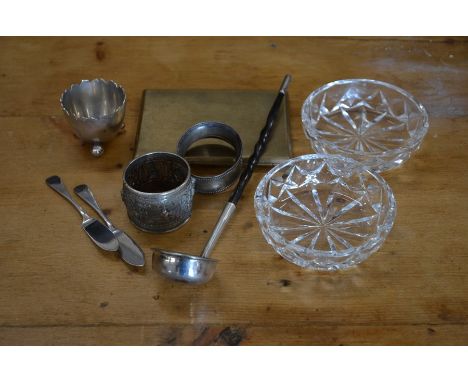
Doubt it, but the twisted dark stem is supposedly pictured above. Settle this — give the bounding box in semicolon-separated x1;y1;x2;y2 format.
229;75;291;205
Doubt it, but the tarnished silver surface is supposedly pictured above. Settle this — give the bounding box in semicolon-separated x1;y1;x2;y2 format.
177;122;243;194
45;176;119;252
153;203;235;283
154;201;237;284
154;250;217;284
60;78;126;157
74;184;145;267
121;152;195;233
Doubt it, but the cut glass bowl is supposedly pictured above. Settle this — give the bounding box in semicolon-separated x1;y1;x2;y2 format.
302;79;429;172
254;154;396;271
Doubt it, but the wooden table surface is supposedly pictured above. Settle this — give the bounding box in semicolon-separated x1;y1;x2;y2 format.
0;37;467;345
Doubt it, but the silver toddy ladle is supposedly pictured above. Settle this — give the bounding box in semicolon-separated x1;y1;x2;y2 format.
154;74;291;284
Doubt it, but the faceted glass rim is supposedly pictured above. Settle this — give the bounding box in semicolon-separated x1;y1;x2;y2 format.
254;154;397;261
301;78;430;158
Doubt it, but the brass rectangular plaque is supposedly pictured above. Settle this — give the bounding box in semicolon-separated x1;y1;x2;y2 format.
134;89;291;165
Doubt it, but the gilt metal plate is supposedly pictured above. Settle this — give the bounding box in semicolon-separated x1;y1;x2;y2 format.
134;89;291;165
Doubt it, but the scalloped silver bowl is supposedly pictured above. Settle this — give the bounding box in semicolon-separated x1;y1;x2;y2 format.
255;154;396;271
302;79;429;172
60;78;126;156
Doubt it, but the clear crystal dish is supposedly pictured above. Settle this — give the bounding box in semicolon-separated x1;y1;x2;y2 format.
301;79;429;172
254;154;396;271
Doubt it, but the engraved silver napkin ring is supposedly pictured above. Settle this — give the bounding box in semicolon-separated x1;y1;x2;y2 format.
121;152;195;233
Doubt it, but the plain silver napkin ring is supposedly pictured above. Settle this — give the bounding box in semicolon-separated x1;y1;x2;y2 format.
177;121;243;194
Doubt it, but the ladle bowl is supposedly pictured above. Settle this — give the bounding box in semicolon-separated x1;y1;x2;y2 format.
154;249;217;284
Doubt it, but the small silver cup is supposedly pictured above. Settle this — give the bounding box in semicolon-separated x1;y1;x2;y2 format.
122;152;195;233
60;78;126;157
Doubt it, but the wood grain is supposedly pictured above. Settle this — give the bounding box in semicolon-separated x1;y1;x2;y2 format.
0;37;467;345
